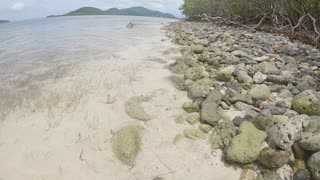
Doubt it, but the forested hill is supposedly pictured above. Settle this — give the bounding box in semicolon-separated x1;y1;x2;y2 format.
0;20;9;23
47;6;177;19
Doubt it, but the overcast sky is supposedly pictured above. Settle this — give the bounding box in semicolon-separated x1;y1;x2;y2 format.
0;0;184;21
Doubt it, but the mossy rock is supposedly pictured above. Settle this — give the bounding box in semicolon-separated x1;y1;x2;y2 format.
125;96;154;121
226;121;267;164
292;90;320;116
112;126;142;166
184;128;205;140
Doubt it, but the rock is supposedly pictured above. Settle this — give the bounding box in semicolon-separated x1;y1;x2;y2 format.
305;116;320;133
233;116;247;127
253;72;267;84
233;70;253;84
225;88;253;104
293;169;312;180
248;84;271;101
210;121;237;151
197;77;214;87
257;147;292;169
226;121;267;164
186;113;200;125
267;75;291;85
184;128;205;140
191;44;204;54
292;90;320;116
292;143;309;161
252;62;279;74
170;75;186;90
261;170;282;180
198;51;210;62
240;169;257;180
307;151;320;180
125;96;154;121
267;115;310;149
182;102;200;113
112;126;142;166
216;66;235;82
199;123;213;133
185;66;206;81
200;90;223;125
187;83;210;99
299;132;320;152
173;134;184;144
194;39;209;47
169;62;189;74
234;102;253;112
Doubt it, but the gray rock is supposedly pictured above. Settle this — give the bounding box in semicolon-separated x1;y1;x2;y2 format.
248;84;271;101
233;116;247;127
233;70;253;84
257;147;292;169
307;151;320;180
299;132;320;152
253;72;267;84
200;90;223;125
226;121;267;164
305;116;320;133
261;170;282;180
198;51;210;62
234;102;253;112
292;90;320;116
267;115;310;149
293;169;311;180
225;88;253;105
187;83;211;99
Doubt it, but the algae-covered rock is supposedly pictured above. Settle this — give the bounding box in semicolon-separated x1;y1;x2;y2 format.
200;90;223;125
186;113;200;125
225;88;253;104
216;66;235;82
199;123;213;133
182;102;200;113
267;115;309;149
191;44;204;54
292;90;320;116
125;95;154;121
257;147;291;169
307;151;320;180
170;75;186;90
184;128;205;140
112;126;142;166
248;84;271;101
187;83;210;99
226;121;267;164
184;66;206;81
210;120;237;151
261;170;282;180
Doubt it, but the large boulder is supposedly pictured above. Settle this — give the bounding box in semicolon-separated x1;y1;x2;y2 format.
112;126;142;166
292;90;320;116
200;90;223;125
248;84;271;101
267;115;310;149
226;121;267;164
307;151;320;180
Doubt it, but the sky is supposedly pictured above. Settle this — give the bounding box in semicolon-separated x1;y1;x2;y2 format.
0;0;184;21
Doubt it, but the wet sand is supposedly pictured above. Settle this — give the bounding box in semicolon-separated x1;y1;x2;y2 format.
0;23;241;180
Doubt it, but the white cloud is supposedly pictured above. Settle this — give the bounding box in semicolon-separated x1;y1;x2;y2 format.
11;2;25;11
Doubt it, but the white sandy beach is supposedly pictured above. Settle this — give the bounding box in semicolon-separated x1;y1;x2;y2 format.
0;21;241;180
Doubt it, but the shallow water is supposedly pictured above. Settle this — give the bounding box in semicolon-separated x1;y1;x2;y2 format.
0;16;175;119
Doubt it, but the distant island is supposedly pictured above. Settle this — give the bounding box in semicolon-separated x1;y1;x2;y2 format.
0;20;9;23
47;6;177;19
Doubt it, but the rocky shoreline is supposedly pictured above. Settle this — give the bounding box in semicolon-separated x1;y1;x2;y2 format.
165;21;320;180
